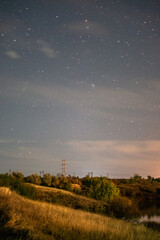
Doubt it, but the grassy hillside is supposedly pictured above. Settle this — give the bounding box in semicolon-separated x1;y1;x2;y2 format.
34;184;109;213
34;184;137;218
0;174;139;218
0;187;160;240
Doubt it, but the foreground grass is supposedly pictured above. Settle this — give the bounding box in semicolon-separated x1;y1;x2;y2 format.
0;187;160;240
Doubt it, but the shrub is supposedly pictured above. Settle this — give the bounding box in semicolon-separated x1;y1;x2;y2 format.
12;171;24;180
25;174;41;185
58;177;72;191
0;174;12;187
51;176;60;187
129;173;143;183
0;174;36;200
42;173;52;186
17;183;36;200
110;196;138;218
82;177;119;201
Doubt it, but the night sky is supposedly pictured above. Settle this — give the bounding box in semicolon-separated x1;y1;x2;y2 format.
0;0;160;177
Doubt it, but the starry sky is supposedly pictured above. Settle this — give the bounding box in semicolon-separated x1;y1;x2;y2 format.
0;0;160;178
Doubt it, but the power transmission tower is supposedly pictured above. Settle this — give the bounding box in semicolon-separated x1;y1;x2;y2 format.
62;159;66;177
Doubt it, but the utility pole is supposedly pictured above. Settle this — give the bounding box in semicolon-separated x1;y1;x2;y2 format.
62;159;66;177
87;172;93;178
40;171;44;177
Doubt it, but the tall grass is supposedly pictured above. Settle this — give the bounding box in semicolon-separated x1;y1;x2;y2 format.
34;184;109;214
0;173;36;199
0;187;159;240
34;185;139;218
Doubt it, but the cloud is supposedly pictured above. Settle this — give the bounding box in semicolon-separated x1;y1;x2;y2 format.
37;39;57;58
66;140;160;177
24;81;160;126
0;139;37;145
1;78;160;127
65;21;107;37
0;143;57;163
1;138;160;177
0;143;60;174
6;50;21;59
67;140;160;156
0;139;15;143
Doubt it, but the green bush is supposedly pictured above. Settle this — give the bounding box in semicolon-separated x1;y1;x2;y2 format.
17;183;36;199
82;177;119;201
25;174;41;185
109;196;136;218
129;173;143;183
0;174;36;200
51;176;60;187
42;173;52;186
12;171;24;180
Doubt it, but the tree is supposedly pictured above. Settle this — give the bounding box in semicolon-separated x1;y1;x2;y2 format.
51;176;59;187
25;174;41;185
42;173;52;186
12;171;24;181
147;175;154;182
58;176;72;191
82;177;119;201
129;173;143;183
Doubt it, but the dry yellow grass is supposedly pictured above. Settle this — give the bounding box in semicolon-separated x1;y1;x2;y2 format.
35;184;80;196
33;184;106;214
0;187;159;240
71;183;81;191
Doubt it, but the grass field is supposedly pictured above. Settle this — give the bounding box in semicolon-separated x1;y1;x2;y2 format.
0;187;160;240
34;184;109;214
33;184;139;218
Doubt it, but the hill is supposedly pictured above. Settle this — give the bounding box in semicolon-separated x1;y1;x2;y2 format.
0;187;160;240
34;184;109;214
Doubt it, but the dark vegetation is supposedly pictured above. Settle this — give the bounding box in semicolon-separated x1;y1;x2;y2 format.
1;188;159;240
113;174;160;205
0;172;160;219
0;173;36;200
0;172;160;239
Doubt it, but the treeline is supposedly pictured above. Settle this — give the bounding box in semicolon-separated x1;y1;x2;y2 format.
0;172;120;202
0;172;137;218
0;171;160;224
113;174;160;185
112;174;160;207
1;172;160;202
